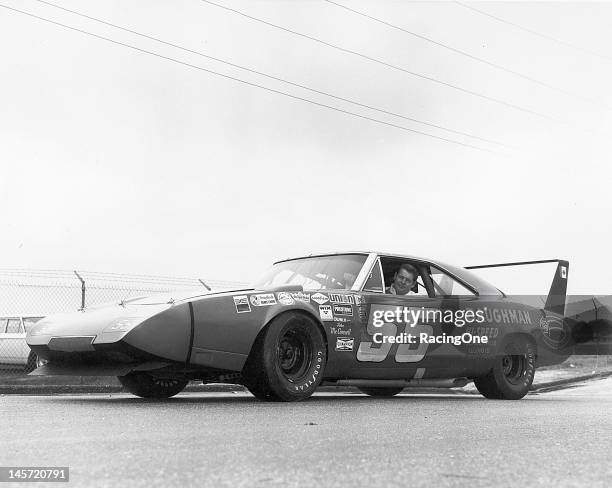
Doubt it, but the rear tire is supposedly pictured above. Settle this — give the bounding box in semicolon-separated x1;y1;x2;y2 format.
118;372;188;398
474;338;536;400
243;312;327;402
358;387;404;397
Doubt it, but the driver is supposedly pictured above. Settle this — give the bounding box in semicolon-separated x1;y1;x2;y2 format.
386;264;418;295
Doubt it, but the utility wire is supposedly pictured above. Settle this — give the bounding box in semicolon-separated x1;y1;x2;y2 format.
0;4;494;152
30;0;508;148
455;1;612;63
326;0;610;110
199;0;580;128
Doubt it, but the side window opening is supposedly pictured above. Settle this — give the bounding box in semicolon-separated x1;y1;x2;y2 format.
379;258;429;297
6;319;21;334
429;266;475;297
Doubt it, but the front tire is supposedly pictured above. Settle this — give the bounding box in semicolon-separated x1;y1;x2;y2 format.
358;387;404;397
243;312;327;402
118;372;188;398
24;352;41;373
474;338;536;400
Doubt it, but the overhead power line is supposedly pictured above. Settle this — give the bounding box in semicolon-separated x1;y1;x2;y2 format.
325;0;610;110
30;0;508;148
199;0;582;128
0;3;494;153
455;1;612;63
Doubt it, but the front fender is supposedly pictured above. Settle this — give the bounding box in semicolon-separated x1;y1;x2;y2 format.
188;292;325;372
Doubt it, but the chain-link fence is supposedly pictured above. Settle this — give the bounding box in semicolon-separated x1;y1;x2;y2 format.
0;268;247;375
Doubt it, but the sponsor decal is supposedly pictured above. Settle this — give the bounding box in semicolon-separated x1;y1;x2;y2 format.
354;295;363;306
277;292;295;306
311;292;329;305
250;293;277;306
333;317;351;323
358;307;368;323
539;315;571;350
319;305;334;321
467;345;491;355
290;292;310;303
561;266;567;279
483;308;532;325
333;304;352;317
466;326;498;351
329;293;354;304
233;295;251;313
466;325;499;339
336;337;354;351
330;326;352;336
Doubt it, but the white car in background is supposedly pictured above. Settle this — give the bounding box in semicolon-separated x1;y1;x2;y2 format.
0;316;45;373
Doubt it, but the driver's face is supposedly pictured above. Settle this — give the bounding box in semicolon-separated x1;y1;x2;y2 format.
394;269;415;294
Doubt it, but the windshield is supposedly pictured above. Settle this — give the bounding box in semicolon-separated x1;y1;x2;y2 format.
253;254;368;290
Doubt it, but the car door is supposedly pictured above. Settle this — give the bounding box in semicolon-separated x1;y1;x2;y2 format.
0;318;8;363
351;257;493;380
4;318;26;365
424;264;489;377
15;318;32;364
350;258;444;379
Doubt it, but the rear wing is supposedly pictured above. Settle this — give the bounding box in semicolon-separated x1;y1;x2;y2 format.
465;259;569;316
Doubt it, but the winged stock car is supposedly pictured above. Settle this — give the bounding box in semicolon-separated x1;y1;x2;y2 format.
28;252;580;401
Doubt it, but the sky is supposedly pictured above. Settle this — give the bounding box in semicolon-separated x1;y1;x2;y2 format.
1;0;611;294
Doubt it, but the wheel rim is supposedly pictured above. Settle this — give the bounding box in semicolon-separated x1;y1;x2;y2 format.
277;326;312;382
501;354;526;385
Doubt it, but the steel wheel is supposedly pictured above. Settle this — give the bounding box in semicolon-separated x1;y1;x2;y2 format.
502;353;526;385
278;328;313;383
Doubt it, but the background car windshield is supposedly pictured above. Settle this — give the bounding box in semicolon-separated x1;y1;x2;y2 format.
253;254;367;290
23;317;44;332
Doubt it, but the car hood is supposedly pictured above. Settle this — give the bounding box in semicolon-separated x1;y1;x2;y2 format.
123;287;255;305
26;302;171;344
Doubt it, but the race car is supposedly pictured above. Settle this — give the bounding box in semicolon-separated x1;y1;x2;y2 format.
28;252;584;401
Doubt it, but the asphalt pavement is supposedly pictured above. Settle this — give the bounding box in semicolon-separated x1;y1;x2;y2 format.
1;378;611;487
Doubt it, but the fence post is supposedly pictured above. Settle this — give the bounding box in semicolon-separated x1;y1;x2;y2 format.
74;271;86;309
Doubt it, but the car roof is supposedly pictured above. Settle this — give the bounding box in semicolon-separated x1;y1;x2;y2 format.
274;251;503;296
0;315;45;319
275;250;424;263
